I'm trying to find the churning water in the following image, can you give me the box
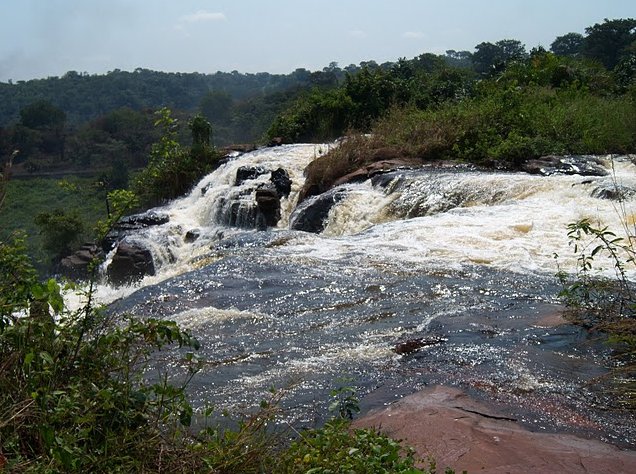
[98,144,636,446]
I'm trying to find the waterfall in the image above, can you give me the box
[96,149,636,304]
[100,150,636,444]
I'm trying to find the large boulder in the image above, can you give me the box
[102,211,169,251]
[58,243,103,281]
[106,241,155,286]
[353,386,636,474]
[255,186,281,229]
[235,166,268,186]
[290,188,349,233]
[270,168,292,198]
[523,155,608,177]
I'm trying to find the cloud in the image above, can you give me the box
[349,30,367,39]
[180,10,227,23]
[402,31,425,39]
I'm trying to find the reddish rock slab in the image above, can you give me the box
[353,386,636,473]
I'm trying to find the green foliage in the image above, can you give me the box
[551,32,584,58]
[582,18,636,70]
[329,384,361,420]
[556,217,636,409]
[133,108,220,207]
[0,235,38,325]
[267,60,473,143]
[0,177,105,271]
[276,384,452,474]
[279,419,437,474]
[0,235,206,472]
[34,209,85,261]
[96,189,139,239]
[472,39,527,75]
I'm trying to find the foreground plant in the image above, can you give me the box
[557,217,636,408]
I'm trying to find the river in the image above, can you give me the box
[94,144,636,447]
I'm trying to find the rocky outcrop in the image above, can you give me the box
[332,158,421,188]
[106,241,155,285]
[290,188,349,233]
[58,243,103,281]
[235,166,268,186]
[254,186,281,229]
[217,167,293,230]
[523,155,608,177]
[102,211,169,251]
[270,168,292,198]
[353,386,636,474]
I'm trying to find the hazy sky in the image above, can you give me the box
[1,0,634,82]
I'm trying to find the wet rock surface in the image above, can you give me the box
[289,187,349,233]
[102,210,169,251]
[523,155,608,177]
[591,183,636,201]
[59,243,103,280]
[106,241,155,285]
[354,385,636,474]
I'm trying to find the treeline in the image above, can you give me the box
[267,18,636,145]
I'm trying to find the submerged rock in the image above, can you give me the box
[255,186,281,229]
[591,183,636,201]
[235,166,268,186]
[393,336,446,355]
[184,229,201,243]
[270,168,292,198]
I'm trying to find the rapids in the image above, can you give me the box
[98,144,636,446]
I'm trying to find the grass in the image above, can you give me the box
[0,177,106,269]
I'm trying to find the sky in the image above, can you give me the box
[1,0,634,82]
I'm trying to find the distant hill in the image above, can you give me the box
[0,68,320,127]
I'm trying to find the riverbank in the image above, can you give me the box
[354,385,636,473]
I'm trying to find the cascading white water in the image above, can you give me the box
[317,158,636,276]
[96,147,636,306]
[95,143,332,302]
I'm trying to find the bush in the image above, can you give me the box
[34,208,85,261]
[557,218,636,409]
[133,109,220,207]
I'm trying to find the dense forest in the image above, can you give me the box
[1,17,635,473]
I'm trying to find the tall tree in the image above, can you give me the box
[473,39,527,75]
[550,32,584,57]
[582,18,636,69]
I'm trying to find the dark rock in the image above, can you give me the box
[332,158,422,188]
[102,211,169,251]
[219,144,257,156]
[106,241,155,286]
[268,137,284,147]
[523,155,608,177]
[591,183,636,201]
[184,229,200,243]
[235,166,268,186]
[393,336,446,355]
[58,243,103,281]
[255,186,281,229]
[270,168,292,198]
[290,188,349,233]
